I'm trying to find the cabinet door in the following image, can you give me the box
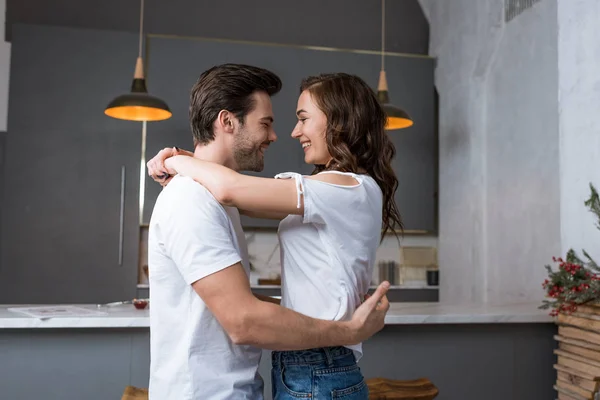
[0,25,142,303]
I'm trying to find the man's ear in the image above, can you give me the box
[217,110,236,134]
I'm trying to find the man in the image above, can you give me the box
[146,64,390,400]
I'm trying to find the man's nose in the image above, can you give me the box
[269,129,277,142]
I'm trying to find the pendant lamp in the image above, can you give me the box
[377,0,413,130]
[104,0,171,121]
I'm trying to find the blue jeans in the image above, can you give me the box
[271,346,368,399]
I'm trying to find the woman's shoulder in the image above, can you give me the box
[308,171,360,187]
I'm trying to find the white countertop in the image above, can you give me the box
[0,302,553,329]
[0,305,150,329]
[384,302,553,324]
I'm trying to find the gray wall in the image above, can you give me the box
[6,0,429,55]
[420,0,561,304]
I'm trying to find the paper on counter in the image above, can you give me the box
[8,305,108,320]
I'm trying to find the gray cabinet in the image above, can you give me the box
[0,25,142,303]
[141,36,436,231]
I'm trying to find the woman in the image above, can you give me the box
[149,73,402,399]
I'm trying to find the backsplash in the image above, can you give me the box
[245,231,438,285]
[138,226,438,286]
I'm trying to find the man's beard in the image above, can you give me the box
[232,125,265,172]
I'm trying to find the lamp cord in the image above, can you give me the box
[381,0,385,71]
[138,0,144,58]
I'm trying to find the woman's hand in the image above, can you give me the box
[147,147,189,187]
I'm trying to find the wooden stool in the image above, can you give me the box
[121,386,148,400]
[366,377,439,400]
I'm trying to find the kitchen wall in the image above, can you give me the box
[4,1,439,288]
[420,0,561,304]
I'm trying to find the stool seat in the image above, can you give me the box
[120,379,439,400]
[121,386,148,400]
[366,377,439,400]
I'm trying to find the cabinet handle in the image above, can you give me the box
[119,165,125,266]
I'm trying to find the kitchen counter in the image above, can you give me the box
[0,305,149,328]
[384,301,553,324]
[0,301,552,329]
[0,301,557,400]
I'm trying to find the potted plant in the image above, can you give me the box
[541,184,600,316]
[541,184,600,399]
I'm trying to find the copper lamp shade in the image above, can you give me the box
[105,57,171,122]
[377,71,413,130]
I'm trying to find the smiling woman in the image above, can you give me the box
[296,73,404,237]
[292,90,330,166]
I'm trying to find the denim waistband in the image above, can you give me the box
[272,346,354,366]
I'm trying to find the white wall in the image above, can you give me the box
[485,0,560,303]
[558,0,600,263]
[422,0,496,304]
[421,0,561,304]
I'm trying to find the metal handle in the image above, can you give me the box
[118,165,126,266]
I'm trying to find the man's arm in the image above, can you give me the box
[193,263,389,351]
[159,176,388,350]
[239,208,288,221]
[254,293,281,305]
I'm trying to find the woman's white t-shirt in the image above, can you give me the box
[275,171,383,360]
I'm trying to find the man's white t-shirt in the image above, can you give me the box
[275,171,383,360]
[147,175,263,400]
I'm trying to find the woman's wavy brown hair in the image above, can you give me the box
[300,73,403,238]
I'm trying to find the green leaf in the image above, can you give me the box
[585,183,600,230]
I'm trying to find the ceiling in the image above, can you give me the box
[6,0,429,54]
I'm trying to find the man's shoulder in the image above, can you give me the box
[157,176,221,205]
[164,175,213,197]
[154,176,227,218]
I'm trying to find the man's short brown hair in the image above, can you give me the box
[189,64,282,146]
